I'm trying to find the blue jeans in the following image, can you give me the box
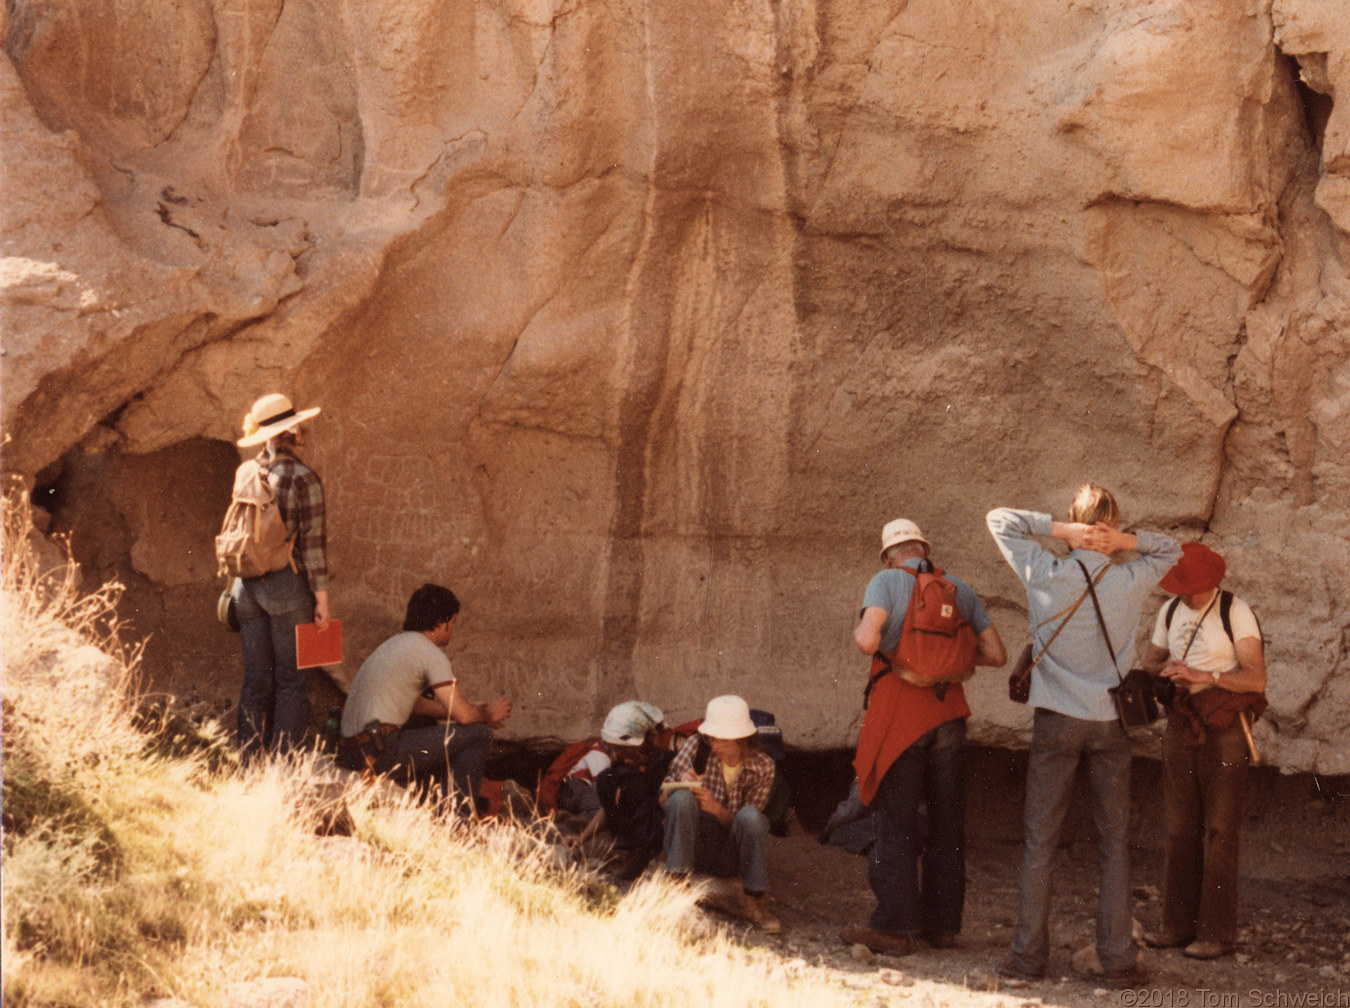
[1011,708,1136,975]
[233,568,314,760]
[867,718,966,936]
[663,788,771,894]
[339,722,493,810]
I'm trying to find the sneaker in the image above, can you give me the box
[997,959,1044,983]
[740,893,783,935]
[1100,963,1150,989]
[1182,941,1233,960]
[1142,930,1192,949]
[839,925,914,956]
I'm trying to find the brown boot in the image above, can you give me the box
[839,925,914,956]
[741,892,782,934]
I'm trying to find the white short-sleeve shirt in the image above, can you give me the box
[1150,594,1261,675]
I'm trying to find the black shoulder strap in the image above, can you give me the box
[1165,596,1181,632]
[1219,589,1233,644]
[1076,559,1124,684]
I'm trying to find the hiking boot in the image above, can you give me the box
[1100,963,1150,989]
[922,931,961,949]
[997,959,1044,983]
[1143,930,1192,949]
[741,893,782,935]
[1182,941,1233,960]
[839,925,914,957]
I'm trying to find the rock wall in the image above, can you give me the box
[3,0,1348,772]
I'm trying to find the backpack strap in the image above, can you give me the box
[1164,595,1182,632]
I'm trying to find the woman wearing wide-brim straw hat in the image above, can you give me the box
[229,392,332,761]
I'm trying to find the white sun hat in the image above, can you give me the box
[601,700,664,746]
[699,695,757,740]
[879,517,930,561]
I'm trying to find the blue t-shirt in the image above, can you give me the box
[862,558,994,656]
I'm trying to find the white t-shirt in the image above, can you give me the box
[1150,593,1261,675]
[340,631,455,736]
[568,749,612,779]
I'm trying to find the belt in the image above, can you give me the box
[339,723,400,748]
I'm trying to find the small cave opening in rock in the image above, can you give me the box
[1280,50,1333,158]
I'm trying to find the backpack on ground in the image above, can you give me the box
[535,738,607,813]
[892,560,977,685]
[215,460,295,579]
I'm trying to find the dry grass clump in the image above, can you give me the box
[2,486,859,1008]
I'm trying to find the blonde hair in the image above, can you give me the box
[1068,483,1120,528]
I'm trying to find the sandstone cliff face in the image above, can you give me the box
[3,0,1347,772]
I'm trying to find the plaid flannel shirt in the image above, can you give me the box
[260,448,328,592]
[665,734,775,815]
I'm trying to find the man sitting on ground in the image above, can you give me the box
[337,583,512,812]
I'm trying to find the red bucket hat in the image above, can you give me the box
[1160,541,1226,596]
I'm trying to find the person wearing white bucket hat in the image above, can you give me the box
[228,392,332,761]
[661,695,781,933]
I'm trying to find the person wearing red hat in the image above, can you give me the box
[1141,542,1267,961]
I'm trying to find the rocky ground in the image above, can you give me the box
[595,748,1350,1008]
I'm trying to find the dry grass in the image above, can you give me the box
[1,484,862,1008]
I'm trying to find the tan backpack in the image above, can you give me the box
[215,460,295,579]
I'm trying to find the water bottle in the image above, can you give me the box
[323,706,341,752]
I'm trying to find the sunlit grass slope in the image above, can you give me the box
[1,487,860,1008]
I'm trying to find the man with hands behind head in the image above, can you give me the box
[338,583,512,812]
[987,485,1180,988]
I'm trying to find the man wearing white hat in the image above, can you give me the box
[228,393,331,760]
[841,517,1006,957]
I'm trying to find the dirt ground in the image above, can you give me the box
[696,747,1350,1007]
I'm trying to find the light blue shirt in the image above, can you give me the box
[862,557,995,656]
[986,508,1181,721]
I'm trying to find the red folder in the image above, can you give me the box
[295,620,343,669]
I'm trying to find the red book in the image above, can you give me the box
[295,619,343,669]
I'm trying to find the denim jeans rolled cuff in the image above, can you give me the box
[234,568,314,759]
[663,789,772,893]
[867,717,966,936]
[1012,708,1134,975]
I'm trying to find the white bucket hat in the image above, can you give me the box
[879,518,930,561]
[237,393,321,447]
[601,700,664,746]
[699,695,756,740]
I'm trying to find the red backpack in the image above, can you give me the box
[892,562,977,685]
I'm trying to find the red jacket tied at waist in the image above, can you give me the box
[854,653,970,807]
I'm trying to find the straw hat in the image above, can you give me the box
[879,518,930,561]
[1160,541,1227,596]
[237,393,321,447]
[699,695,756,740]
